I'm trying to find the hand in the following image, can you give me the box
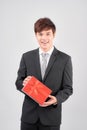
[23,76,32,86]
[39,95,57,107]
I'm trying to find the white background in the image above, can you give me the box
[0,0,87,130]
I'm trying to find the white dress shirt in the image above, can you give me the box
[39,46,54,68]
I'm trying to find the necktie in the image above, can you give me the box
[41,53,48,79]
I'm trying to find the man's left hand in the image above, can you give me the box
[39,95,57,107]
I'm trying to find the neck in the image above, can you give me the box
[41,46,53,52]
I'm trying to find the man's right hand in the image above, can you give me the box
[23,76,32,86]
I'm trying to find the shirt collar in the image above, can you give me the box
[39,46,54,56]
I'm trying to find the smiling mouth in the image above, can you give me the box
[41,42,48,44]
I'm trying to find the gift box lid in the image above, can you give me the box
[22,76,52,105]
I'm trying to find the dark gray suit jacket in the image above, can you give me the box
[15,47,73,126]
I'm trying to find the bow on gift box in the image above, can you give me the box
[22,76,52,105]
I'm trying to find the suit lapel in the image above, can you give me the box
[35,49,42,80]
[34,48,59,81]
[43,47,59,81]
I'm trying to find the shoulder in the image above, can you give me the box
[23,48,39,55]
[55,47,71,61]
[58,50,71,59]
[55,49,72,67]
[22,48,39,58]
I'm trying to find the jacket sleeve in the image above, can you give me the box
[15,54,27,92]
[56,56,73,104]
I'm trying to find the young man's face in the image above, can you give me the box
[35,29,55,52]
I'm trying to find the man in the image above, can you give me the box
[15,17,73,130]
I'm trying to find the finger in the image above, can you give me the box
[39,104,46,107]
[43,101,52,106]
[23,76,32,83]
[48,95,54,99]
[23,80,28,86]
[25,76,32,80]
[27,76,32,79]
[48,95,51,98]
[39,104,49,107]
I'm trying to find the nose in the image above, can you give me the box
[41,35,47,40]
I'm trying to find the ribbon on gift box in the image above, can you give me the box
[22,76,52,104]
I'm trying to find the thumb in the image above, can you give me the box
[48,95,53,98]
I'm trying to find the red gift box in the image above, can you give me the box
[22,76,52,105]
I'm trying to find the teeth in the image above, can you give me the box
[42,42,48,44]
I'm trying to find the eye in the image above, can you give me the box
[39,33,43,36]
[46,33,50,36]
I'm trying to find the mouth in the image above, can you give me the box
[41,42,49,44]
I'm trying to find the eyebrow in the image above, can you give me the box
[38,30,52,34]
[46,32,51,33]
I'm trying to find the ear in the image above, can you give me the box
[35,32,37,36]
[53,32,56,38]
[35,33,38,38]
